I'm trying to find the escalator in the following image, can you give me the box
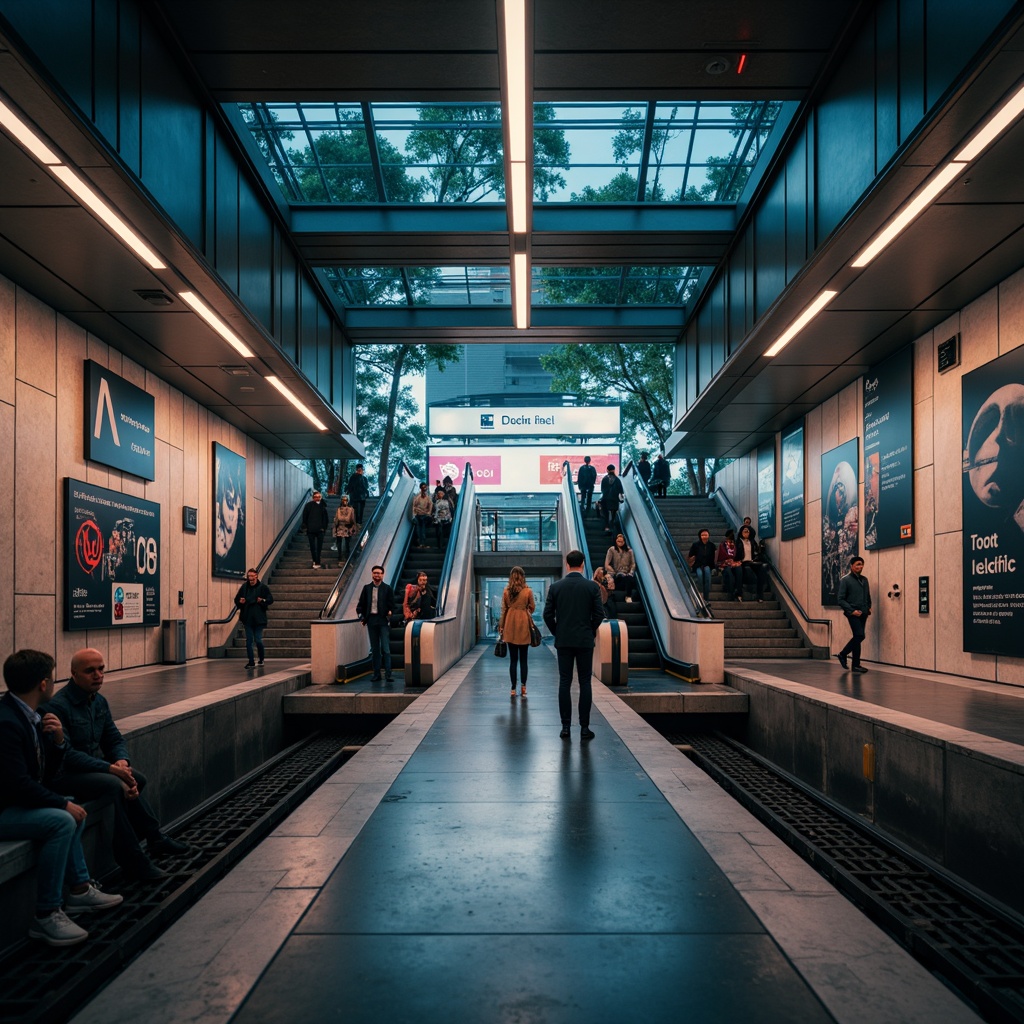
[388,530,450,673]
[580,509,660,671]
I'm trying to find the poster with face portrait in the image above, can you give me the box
[961,347,1024,655]
[213,442,246,579]
[781,420,805,540]
[821,439,859,606]
[756,441,776,539]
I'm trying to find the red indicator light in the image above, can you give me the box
[737,53,747,74]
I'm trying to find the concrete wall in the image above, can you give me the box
[715,265,1024,684]
[0,272,312,670]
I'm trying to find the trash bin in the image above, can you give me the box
[162,618,187,664]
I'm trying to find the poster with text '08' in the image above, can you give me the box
[65,478,161,631]
[962,346,1024,656]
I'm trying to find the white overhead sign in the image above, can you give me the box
[428,405,621,438]
[428,446,621,493]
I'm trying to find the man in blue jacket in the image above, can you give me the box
[50,648,191,880]
[543,550,605,741]
[0,649,122,946]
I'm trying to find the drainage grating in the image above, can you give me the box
[669,732,1024,1024]
[0,732,371,1024]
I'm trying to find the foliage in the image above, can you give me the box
[540,343,728,495]
[356,344,461,492]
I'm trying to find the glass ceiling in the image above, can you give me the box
[318,265,702,308]
[235,100,784,205]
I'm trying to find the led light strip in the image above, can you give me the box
[266,375,328,431]
[501,0,530,328]
[764,290,838,357]
[178,291,255,358]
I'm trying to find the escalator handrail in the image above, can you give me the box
[205,486,312,627]
[436,463,474,616]
[712,485,832,649]
[319,461,417,619]
[621,462,711,618]
[561,460,592,578]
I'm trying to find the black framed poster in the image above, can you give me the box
[781,420,805,541]
[961,347,1024,656]
[65,478,161,630]
[821,439,859,606]
[213,442,246,579]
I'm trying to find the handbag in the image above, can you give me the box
[494,639,507,658]
[528,620,542,647]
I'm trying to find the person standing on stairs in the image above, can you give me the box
[303,490,329,568]
[737,524,768,602]
[651,454,670,497]
[235,568,274,669]
[347,464,370,526]
[333,495,357,565]
[577,456,597,515]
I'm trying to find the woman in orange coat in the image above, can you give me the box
[498,565,536,699]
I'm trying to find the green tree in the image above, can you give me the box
[357,344,461,492]
[540,343,727,495]
[406,103,568,203]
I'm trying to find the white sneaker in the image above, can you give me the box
[66,882,124,914]
[625,597,633,603]
[29,908,89,946]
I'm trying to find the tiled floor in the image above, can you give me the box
[74,646,978,1024]
[731,658,1024,747]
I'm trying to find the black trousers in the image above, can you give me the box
[55,768,161,866]
[840,612,868,666]
[557,646,594,727]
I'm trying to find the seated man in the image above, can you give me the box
[49,648,190,881]
[0,649,122,947]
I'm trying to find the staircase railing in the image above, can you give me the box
[713,486,832,654]
[204,486,312,657]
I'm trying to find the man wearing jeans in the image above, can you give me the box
[0,650,122,947]
[356,565,396,682]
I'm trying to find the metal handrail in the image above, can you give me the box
[712,485,832,650]
[436,463,474,616]
[561,460,592,578]
[622,462,712,618]
[204,486,312,649]
[319,461,417,619]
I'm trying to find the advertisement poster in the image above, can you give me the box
[961,346,1024,656]
[85,360,156,480]
[863,348,914,549]
[756,441,776,539]
[213,442,246,579]
[428,447,620,493]
[821,439,859,606]
[65,478,160,630]
[781,420,805,540]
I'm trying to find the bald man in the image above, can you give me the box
[49,649,191,880]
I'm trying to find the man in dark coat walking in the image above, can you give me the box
[235,568,274,668]
[577,456,597,515]
[836,556,871,673]
[543,550,605,741]
[303,490,329,568]
[347,464,370,525]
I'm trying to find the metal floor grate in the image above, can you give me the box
[668,732,1024,1024]
[0,732,372,1024]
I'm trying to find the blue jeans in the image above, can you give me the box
[693,565,711,599]
[244,623,265,663]
[415,515,432,546]
[557,647,594,728]
[0,805,90,913]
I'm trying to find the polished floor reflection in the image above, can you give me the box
[233,652,832,1023]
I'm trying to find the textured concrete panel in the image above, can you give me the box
[14,287,56,396]
[824,705,873,814]
[873,725,945,859]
